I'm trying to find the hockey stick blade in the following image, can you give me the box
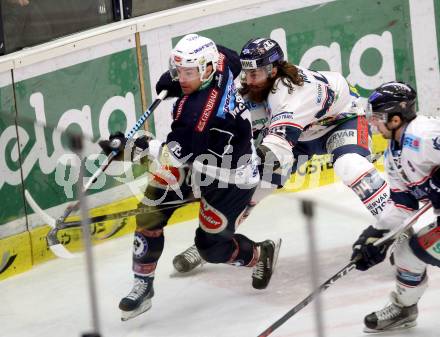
[48,243,76,259]
[24,190,56,228]
[24,91,168,259]
[25,190,76,258]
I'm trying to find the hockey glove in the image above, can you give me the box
[156,71,182,98]
[351,225,392,271]
[427,169,440,211]
[99,132,151,162]
[256,144,281,179]
[98,131,126,160]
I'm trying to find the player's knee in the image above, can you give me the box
[194,229,231,264]
[394,231,427,274]
[409,220,440,267]
[334,153,373,185]
[334,153,389,217]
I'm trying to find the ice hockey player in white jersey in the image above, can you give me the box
[173,37,390,273]
[351,81,440,332]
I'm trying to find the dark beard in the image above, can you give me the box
[241,80,275,103]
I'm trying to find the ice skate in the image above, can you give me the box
[252,239,282,290]
[119,277,154,321]
[173,244,205,273]
[364,292,418,333]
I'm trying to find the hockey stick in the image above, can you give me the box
[46,198,196,232]
[256,201,432,337]
[374,201,431,246]
[25,90,168,258]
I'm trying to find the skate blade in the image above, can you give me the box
[169,263,205,278]
[363,320,417,333]
[172,257,206,275]
[120,299,152,321]
[271,238,282,273]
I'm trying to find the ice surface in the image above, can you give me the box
[1,183,439,337]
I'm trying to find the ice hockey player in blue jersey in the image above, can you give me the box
[99,34,281,321]
[173,37,390,273]
[351,81,440,333]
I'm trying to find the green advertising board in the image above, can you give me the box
[196,0,415,98]
[0,42,146,230]
[0,75,28,234]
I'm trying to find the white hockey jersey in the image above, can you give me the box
[375,116,440,230]
[248,67,365,168]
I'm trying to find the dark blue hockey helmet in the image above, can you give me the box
[239,38,284,70]
[368,81,417,122]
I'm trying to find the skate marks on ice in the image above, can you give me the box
[183,245,395,306]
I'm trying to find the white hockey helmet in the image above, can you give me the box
[169,34,219,82]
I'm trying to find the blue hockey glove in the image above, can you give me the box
[351,225,393,271]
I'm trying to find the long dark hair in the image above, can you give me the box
[274,61,304,93]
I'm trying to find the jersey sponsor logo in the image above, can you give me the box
[270,111,295,124]
[217,52,225,72]
[402,134,421,152]
[357,116,369,149]
[175,95,188,120]
[326,129,357,153]
[252,117,269,127]
[433,136,440,151]
[366,189,389,216]
[316,84,323,104]
[230,93,248,118]
[215,73,223,88]
[199,198,227,234]
[195,88,219,132]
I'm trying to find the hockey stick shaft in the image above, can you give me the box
[374,201,432,246]
[256,261,356,337]
[57,198,196,229]
[257,201,432,337]
[56,90,168,222]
